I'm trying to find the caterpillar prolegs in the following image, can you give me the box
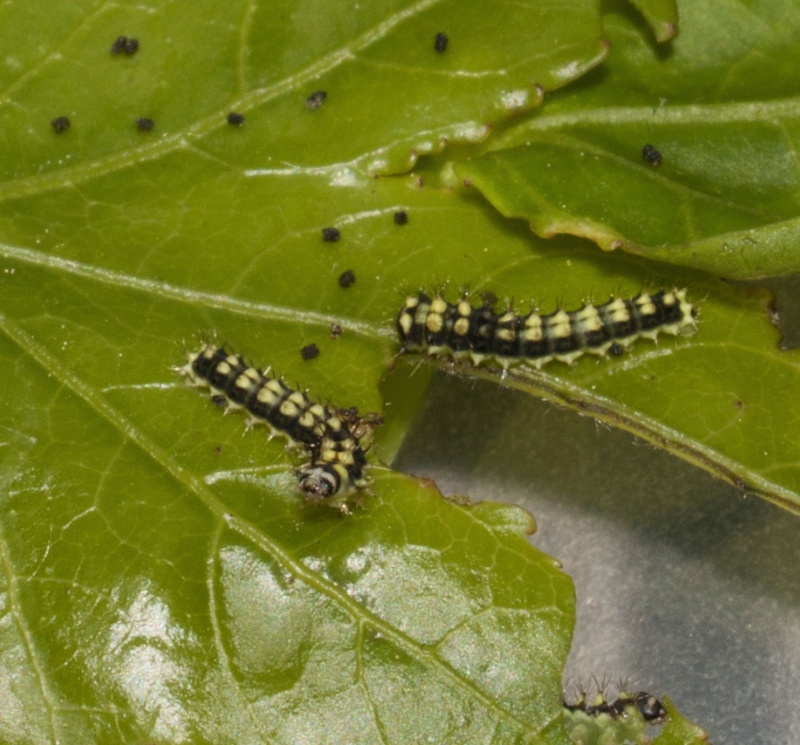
[178,345,381,500]
[397,289,696,368]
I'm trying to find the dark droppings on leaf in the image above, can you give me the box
[338,269,356,288]
[306,90,327,109]
[322,227,341,243]
[111,36,139,56]
[393,210,408,225]
[51,116,70,133]
[135,117,154,132]
[642,143,662,166]
[227,112,245,126]
[330,323,343,339]
[300,343,320,361]
[434,32,448,53]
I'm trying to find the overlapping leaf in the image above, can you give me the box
[458,0,800,279]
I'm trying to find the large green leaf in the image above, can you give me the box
[0,1,609,742]
[3,174,592,742]
[0,0,764,741]
[458,0,800,279]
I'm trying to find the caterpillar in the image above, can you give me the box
[562,690,667,744]
[178,344,381,500]
[397,289,696,368]
[563,690,667,723]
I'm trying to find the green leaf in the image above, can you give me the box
[0,0,757,740]
[1,168,595,741]
[0,1,620,741]
[0,316,575,741]
[457,0,800,279]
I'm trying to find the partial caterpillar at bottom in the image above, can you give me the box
[563,690,667,723]
[562,689,668,744]
[178,345,382,500]
[397,289,697,368]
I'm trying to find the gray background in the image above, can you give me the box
[392,370,800,745]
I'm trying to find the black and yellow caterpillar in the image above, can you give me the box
[179,345,380,499]
[397,289,696,368]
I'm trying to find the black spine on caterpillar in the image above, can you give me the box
[178,345,381,499]
[397,289,697,369]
